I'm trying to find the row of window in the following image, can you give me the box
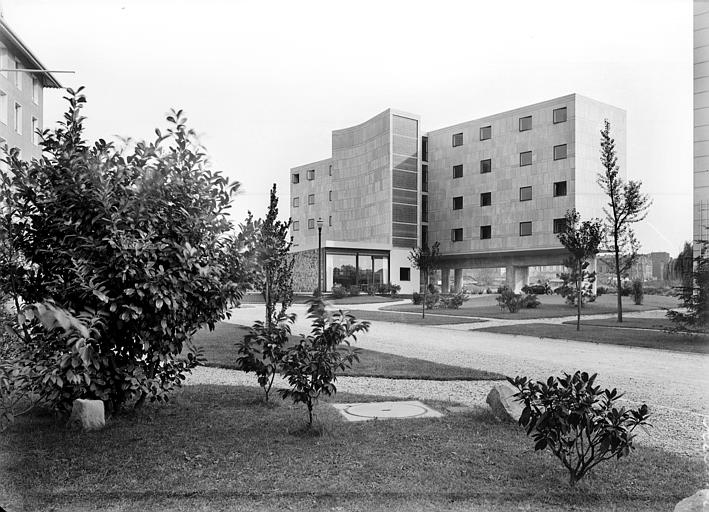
[292,216,333,231]
[451,145,567,179]
[292,164,334,184]
[0,91,39,142]
[292,191,333,207]
[450,181,567,210]
[450,218,567,241]
[0,50,41,103]
[451,107,567,147]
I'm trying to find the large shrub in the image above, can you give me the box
[667,243,709,331]
[509,371,650,486]
[279,300,369,427]
[0,89,243,412]
[631,279,644,305]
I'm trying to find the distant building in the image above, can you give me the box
[0,16,61,166]
[649,251,670,280]
[290,94,625,294]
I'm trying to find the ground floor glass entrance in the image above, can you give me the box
[325,250,389,291]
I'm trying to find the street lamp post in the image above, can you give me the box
[317,217,324,296]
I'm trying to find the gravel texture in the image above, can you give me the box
[190,303,708,458]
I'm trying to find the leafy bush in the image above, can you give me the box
[596,286,607,296]
[412,292,422,305]
[347,285,361,297]
[508,371,651,486]
[621,282,633,297]
[497,285,509,294]
[437,291,469,310]
[312,288,321,298]
[0,89,240,412]
[520,294,541,309]
[279,300,369,427]
[366,285,376,296]
[631,279,644,305]
[668,244,708,331]
[496,288,522,313]
[377,283,400,297]
[330,285,347,299]
[425,292,439,309]
[556,260,597,307]
[236,313,294,402]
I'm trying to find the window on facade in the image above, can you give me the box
[329,215,332,226]
[328,164,332,176]
[292,173,300,184]
[480,159,491,174]
[553,107,567,124]
[553,218,566,234]
[422,136,428,161]
[452,132,463,147]
[554,144,567,160]
[32,77,40,103]
[307,169,315,180]
[292,197,299,207]
[31,117,38,145]
[453,164,463,179]
[13,103,21,134]
[520,186,532,201]
[453,196,463,210]
[329,190,332,201]
[421,194,428,222]
[480,192,491,207]
[292,221,300,231]
[399,267,411,281]
[451,228,463,242]
[519,116,532,132]
[0,48,7,78]
[553,180,567,197]
[520,221,532,236]
[14,59,21,90]
[480,225,492,239]
[0,90,7,125]
[308,218,315,229]
[422,164,428,192]
[308,194,315,205]
[480,125,491,140]
[520,151,532,167]
[0,137,7,173]
[421,225,428,247]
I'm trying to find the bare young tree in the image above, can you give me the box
[597,120,651,322]
[408,241,441,319]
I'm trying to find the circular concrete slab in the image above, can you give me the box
[344,401,430,419]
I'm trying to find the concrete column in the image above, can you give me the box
[454,268,463,293]
[440,268,450,294]
[588,256,597,294]
[505,265,529,293]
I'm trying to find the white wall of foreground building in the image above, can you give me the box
[390,247,420,295]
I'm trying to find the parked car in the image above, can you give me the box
[522,283,553,295]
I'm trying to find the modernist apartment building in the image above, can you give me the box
[0,17,61,167]
[290,94,625,294]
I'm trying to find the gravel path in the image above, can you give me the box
[192,303,708,458]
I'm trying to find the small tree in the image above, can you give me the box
[667,242,709,331]
[408,241,441,319]
[509,371,651,487]
[597,120,652,322]
[279,300,369,427]
[555,210,604,330]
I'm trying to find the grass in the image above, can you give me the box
[475,323,709,354]
[241,293,401,305]
[2,385,701,512]
[345,309,487,326]
[194,322,503,381]
[562,317,677,331]
[382,294,677,319]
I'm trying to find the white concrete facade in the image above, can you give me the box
[290,94,625,293]
[695,0,709,256]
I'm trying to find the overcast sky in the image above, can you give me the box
[3,0,692,254]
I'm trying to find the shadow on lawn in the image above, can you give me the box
[1,385,701,512]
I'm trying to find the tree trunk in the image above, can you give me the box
[422,269,427,319]
[577,260,582,331]
[614,239,623,323]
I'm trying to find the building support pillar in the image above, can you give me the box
[506,265,529,293]
[453,268,463,293]
[588,256,597,294]
[440,268,450,294]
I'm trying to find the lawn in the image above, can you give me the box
[382,294,677,320]
[476,323,709,354]
[2,385,700,512]
[345,309,487,326]
[194,322,503,381]
[562,317,677,331]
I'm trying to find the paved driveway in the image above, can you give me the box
[218,302,708,457]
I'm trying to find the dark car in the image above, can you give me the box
[522,283,552,295]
